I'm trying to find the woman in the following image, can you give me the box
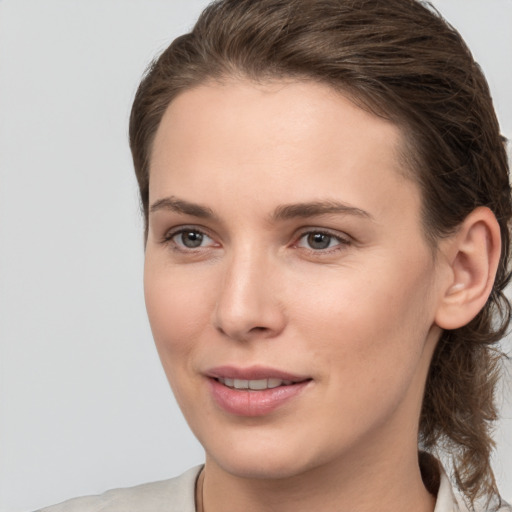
[37,0,511,511]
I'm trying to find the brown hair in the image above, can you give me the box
[129,0,511,507]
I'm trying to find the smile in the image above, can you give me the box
[216,377,293,390]
[206,367,312,416]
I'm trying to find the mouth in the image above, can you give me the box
[215,377,296,390]
[206,366,312,416]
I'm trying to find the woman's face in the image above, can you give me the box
[145,79,444,480]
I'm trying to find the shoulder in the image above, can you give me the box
[34,466,202,512]
[423,452,511,512]
[448,485,511,512]
[457,500,512,512]
[440,479,511,512]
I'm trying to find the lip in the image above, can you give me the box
[205,365,312,417]
[206,365,309,382]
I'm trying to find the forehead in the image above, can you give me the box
[149,79,419,224]
[152,78,404,159]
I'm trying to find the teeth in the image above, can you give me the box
[217,378,293,390]
[267,378,282,389]
[248,379,267,390]
[234,378,249,389]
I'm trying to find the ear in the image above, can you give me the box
[435,207,501,330]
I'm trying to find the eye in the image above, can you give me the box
[296,231,349,251]
[168,228,216,249]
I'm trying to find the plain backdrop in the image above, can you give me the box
[0,1,511,511]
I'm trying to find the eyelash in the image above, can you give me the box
[161,227,352,254]
[294,229,351,254]
[162,226,216,251]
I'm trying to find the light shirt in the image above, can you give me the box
[35,464,511,512]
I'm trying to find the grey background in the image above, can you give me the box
[0,1,510,511]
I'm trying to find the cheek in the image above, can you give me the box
[290,255,437,380]
[143,257,214,366]
[143,259,218,419]
[289,266,437,447]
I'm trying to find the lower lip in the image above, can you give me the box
[207,378,310,417]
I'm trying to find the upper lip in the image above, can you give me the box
[205,365,310,382]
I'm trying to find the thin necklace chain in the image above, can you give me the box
[196,468,205,512]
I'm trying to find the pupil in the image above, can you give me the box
[182,231,203,248]
[308,233,330,250]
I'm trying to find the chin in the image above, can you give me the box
[202,430,337,481]
[212,453,310,481]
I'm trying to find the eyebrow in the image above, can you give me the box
[271,200,373,222]
[149,196,373,222]
[149,196,216,219]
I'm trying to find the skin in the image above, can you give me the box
[144,79,458,512]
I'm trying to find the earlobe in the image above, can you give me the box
[435,207,501,331]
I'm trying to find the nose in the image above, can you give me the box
[213,249,286,342]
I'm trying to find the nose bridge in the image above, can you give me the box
[213,243,284,341]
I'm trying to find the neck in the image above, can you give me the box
[200,445,436,512]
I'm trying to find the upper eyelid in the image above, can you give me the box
[294,227,351,241]
[164,225,213,239]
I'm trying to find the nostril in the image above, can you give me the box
[249,326,268,333]
[215,323,275,342]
